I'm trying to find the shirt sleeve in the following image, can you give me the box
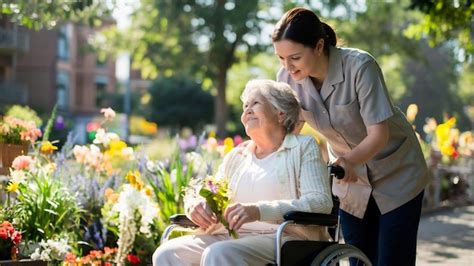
[276,67,288,82]
[256,137,333,221]
[355,59,394,126]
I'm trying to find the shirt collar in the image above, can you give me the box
[242,134,299,156]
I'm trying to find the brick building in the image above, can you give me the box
[0,18,121,143]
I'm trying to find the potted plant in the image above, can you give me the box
[0,221,22,261]
[0,116,42,168]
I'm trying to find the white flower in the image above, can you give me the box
[93,128,119,147]
[170,169,177,184]
[10,170,27,184]
[146,160,159,173]
[29,238,70,262]
[113,184,159,262]
[122,147,134,160]
[101,107,116,120]
[30,248,41,260]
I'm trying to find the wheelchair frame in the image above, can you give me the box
[160,165,371,266]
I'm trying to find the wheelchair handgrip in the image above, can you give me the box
[328,164,345,179]
[169,214,198,228]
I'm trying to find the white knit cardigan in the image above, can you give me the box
[185,134,333,240]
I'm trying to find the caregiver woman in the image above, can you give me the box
[272,7,430,266]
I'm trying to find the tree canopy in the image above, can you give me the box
[406,0,473,58]
[0,0,113,30]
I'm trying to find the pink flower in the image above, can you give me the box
[11,231,21,245]
[101,107,116,121]
[208,180,218,194]
[11,155,33,170]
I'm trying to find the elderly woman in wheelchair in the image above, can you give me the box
[153,79,369,266]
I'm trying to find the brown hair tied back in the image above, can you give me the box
[272,7,337,54]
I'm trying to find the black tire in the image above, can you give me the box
[311,244,372,266]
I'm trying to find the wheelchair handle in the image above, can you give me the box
[328,164,345,179]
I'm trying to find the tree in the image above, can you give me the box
[0,0,112,30]
[148,76,214,131]
[399,43,470,132]
[406,0,473,58]
[98,0,271,137]
[326,0,471,131]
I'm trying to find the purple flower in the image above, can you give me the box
[189,135,197,147]
[208,180,218,194]
[54,115,65,130]
[178,138,188,151]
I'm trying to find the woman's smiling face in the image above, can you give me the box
[241,91,280,136]
[273,39,321,81]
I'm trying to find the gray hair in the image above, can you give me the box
[241,79,300,133]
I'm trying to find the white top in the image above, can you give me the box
[233,152,281,233]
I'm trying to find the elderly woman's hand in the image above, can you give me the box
[187,199,218,229]
[332,157,359,183]
[224,203,260,231]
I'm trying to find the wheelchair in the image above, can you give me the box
[160,165,372,266]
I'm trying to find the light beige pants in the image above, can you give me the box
[152,233,297,266]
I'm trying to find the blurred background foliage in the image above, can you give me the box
[2,0,473,137]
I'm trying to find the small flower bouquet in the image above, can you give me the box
[199,175,238,239]
[0,221,22,260]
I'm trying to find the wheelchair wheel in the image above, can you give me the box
[311,244,372,266]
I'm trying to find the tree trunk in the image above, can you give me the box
[215,67,228,138]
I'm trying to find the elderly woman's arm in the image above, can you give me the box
[257,137,333,221]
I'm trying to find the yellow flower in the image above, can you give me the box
[406,104,418,123]
[144,186,153,197]
[135,179,144,191]
[126,170,143,190]
[208,131,216,138]
[40,141,58,154]
[105,140,127,158]
[126,171,139,184]
[6,182,19,193]
[223,137,234,154]
[435,117,459,158]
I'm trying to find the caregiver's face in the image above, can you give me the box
[273,39,321,81]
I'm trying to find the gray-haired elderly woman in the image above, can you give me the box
[153,79,333,266]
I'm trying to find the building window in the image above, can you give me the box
[57,25,69,60]
[56,71,69,109]
[95,75,108,107]
[96,56,107,68]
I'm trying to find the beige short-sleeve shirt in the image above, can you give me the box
[278,46,430,218]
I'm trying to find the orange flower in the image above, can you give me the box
[64,252,77,263]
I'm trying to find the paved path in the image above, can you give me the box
[417,205,474,265]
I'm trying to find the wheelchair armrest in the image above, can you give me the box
[169,214,198,228]
[283,211,338,226]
